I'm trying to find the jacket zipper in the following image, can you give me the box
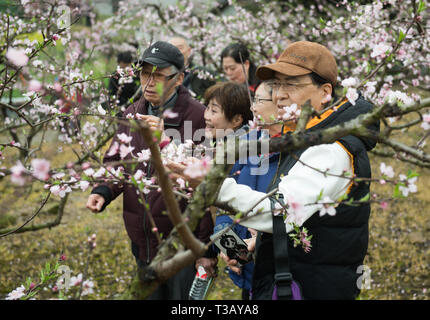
[143,162,152,265]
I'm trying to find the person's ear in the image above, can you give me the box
[175,72,184,87]
[321,83,333,99]
[232,114,244,129]
[244,60,250,73]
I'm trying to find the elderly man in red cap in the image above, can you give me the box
[214,41,379,300]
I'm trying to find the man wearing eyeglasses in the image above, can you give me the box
[86,41,217,299]
[215,41,380,299]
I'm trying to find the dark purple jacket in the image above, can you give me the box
[92,85,214,263]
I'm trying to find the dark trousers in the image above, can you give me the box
[131,242,196,300]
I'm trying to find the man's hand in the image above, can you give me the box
[244,228,257,252]
[220,252,242,275]
[86,194,105,213]
[136,114,164,132]
[137,114,169,143]
[195,257,218,278]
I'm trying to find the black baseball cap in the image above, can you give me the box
[137,41,184,71]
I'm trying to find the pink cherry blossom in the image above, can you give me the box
[97,105,106,115]
[163,109,179,119]
[70,274,83,287]
[420,114,430,130]
[248,118,258,130]
[282,104,301,121]
[341,77,357,87]
[117,133,132,144]
[137,149,151,162]
[53,82,62,92]
[183,156,212,178]
[380,201,389,210]
[81,162,91,170]
[346,88,359,105]
[50,185,72,198]
[5,285,26,300]
[6,48,29,67]
[52,34,60,45]
[84,168,95,177]
[318,196,337,217]
[176,177,186,189]
[398,175,418,197]
[119,144,134,159]
[380,162,394,178]
[81,280,95,296]
[10,161,27,186]
[79,180,90,191]
[134,169,145,181]
[370,43,391,59]
[107,141,119,156]
[28,80,42,92]
[31,158,50,180]
[282,195,305,226]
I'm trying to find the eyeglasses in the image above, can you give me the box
[266,80,314,91]
[252,97,273,105]
[140,70,178,82]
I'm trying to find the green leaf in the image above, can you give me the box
[397,30,406,44]
[386,54,394,62]
[172,240,178,250]
[337,193,349,202]
[359,193,370,202]
[407,170,419,179]
[316,189,324,202]
[26,277,32,289]
[153,129,161,141]
[417,0,425,13]
[155,82,164,97]
[130,175,137,186]
[393,184,403,198]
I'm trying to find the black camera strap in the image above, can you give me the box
[271,196,293,300]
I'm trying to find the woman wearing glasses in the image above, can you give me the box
[214,81,284,299]
[168,81,283,299]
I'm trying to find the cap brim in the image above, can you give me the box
[138,57,172,69]
[256,62,311,80]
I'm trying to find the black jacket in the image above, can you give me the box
[252,95,380,300]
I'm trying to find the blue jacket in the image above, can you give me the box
[214,130,279,290]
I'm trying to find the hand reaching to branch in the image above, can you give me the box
[165,159,205,190]
[136,114,168,142]
[86,194,105,213]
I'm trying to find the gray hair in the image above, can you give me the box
[170,64,180,74]
[261,80,273,96]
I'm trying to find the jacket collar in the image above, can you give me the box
[282,99,349,134]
